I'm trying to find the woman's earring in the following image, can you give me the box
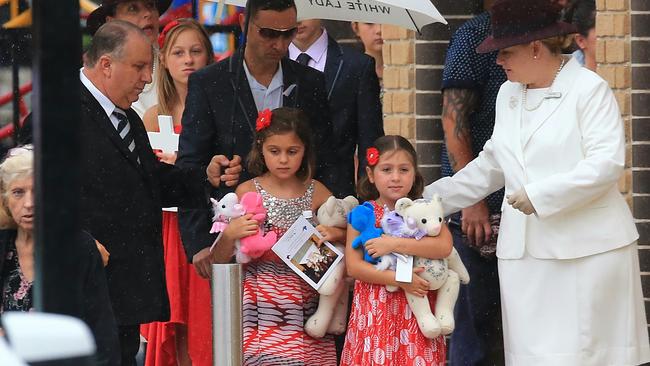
[533,55,538,60]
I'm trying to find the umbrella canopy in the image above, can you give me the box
[209,0,447,31]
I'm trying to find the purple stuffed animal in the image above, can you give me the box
[374,208,427,271]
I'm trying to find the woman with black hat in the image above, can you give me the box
[423,0,650,364]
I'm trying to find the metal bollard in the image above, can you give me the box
[212,264,243,366]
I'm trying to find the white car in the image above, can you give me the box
[0,312,95,365]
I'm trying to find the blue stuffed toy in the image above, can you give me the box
[347,202,383,264]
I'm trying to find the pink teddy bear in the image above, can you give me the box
[210,192,277,263]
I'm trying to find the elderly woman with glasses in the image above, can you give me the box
[0,146,120,365]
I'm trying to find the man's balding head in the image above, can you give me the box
[84,20,153,109]
[85,20,151,68]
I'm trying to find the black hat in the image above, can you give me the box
[477,0,578,53]
[87,0,172,35]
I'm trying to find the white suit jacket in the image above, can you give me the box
[424,57,638,260]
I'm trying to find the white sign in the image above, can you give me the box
[147,115,179,212]
[147,115,179,154]
[395,254,414,283]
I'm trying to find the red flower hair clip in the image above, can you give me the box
[158,20,180,49]
[366,147,379,166]
[256,109,272,132]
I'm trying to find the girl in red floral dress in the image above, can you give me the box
[341,135,453,366]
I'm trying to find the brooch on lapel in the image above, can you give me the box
[283,84,297,97]
[509,96,518,109]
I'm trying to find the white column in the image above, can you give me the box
[212,264,243,366]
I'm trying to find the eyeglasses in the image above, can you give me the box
[251,22,298,40]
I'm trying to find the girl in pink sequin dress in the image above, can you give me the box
[213,107,343,365]
[341,135,453,366]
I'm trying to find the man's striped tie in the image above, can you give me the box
[113,109,136,153]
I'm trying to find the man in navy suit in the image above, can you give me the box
[177,0,336,275]
[290,19,384,198]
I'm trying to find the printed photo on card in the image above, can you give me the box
[272,216,344,290]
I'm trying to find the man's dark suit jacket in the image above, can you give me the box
[322,35,384,197]
[176,49,335,260]
[79,83,204,326]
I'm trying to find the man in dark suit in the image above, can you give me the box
[177,0,335,275]
[290,19,384,198]
[79,20,230,365]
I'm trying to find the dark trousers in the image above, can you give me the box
[448,224,505,366]
[118,325,140,366]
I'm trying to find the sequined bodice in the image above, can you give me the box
[254,179,314,237]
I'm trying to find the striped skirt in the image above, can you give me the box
[242,253,338,365]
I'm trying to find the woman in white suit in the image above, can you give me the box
[424,0,650,364]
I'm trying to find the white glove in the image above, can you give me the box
[506,188,536,215]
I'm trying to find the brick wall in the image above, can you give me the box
[629,0,650,328]
[413,1,481,184]
[376,1,482,184]
[596,0,632,210]
[382,26,416,141]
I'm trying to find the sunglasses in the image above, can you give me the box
[252,22,298,40]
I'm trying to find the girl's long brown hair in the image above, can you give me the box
[247,107,315,181]
[356,135,424,202]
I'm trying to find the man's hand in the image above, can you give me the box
[461,200,492,247]
[507,188,536,215]
[192,247,214,279]
[222,155,242,187]
[206,155,242,188]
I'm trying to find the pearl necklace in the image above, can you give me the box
[522,57,565,111]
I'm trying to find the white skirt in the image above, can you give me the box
[498,242,650,366]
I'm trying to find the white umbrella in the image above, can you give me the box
[209,0,447,31]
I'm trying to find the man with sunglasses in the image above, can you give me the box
[290,19,383,198]
[177,0,335,279]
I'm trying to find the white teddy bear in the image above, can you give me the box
[382,195,470,339]
[304,195,358,339]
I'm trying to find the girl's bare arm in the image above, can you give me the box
[365,224,453,260]
[346,224,430,297]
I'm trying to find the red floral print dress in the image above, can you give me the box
[341,201,446,366]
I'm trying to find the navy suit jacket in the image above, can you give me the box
[322,35,383,197]
[177,49,335,259]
